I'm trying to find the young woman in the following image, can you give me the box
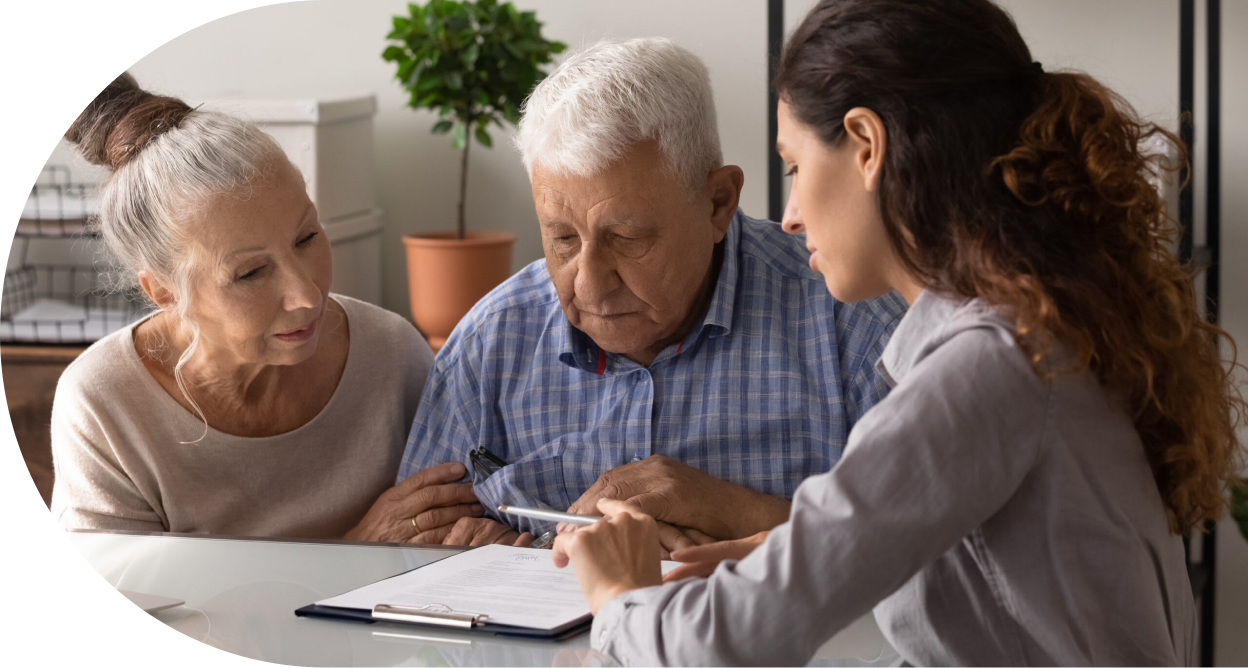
[551,0,1243,665]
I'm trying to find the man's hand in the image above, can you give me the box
[563,455,791,540]
[443,516,535,547]
[344,462,484,543]
[662,530,770,582]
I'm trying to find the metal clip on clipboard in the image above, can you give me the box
[371,603,490,629]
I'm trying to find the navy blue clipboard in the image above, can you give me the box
[294,603,591,642]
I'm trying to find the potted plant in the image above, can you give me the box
[384,0,565,349]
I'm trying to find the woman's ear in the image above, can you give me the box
[137,270,177,310]
[842,108,888,192]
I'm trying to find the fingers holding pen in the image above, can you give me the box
[551,500,663,614]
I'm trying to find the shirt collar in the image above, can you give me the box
[556,210,747,373]
[877,290,1014,386]
[697,209,744,339]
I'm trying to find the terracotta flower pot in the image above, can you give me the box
[403,231,515,351]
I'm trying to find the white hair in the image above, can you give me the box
[514,37,723,192]
[68,75,286,441]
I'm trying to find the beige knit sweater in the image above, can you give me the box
[49,295,433,539]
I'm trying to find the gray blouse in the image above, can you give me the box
[591,291,1195,666]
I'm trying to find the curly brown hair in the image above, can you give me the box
[776,0,1243,532]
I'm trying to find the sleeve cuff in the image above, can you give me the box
[590,593,629,662]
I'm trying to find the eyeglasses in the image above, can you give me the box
[469,447,508,481]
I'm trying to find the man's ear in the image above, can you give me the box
[705,164,744,242]
[842,107,887,192]
[137,270,177,310]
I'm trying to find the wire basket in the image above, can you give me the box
[19,165,98,238]
[0,264,151,345]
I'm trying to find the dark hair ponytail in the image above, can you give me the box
[776,0,1242,532]
[65,72,193,170]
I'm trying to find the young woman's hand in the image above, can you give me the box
[662,530,770,582]
[552,498,664,614]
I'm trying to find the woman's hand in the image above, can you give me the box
[655,522,716,559]
[552,499,664,615]
[344,462,484,543]
[662,530,769,583]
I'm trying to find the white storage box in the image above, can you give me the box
[324,208,384,306]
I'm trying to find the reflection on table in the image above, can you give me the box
[68,530,900,667]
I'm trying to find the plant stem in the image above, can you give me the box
[457,124,470,240]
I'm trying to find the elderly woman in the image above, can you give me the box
[49,74,482,541]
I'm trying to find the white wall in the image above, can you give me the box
[65,0,768,318]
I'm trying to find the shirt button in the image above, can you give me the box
[631,455,642,463]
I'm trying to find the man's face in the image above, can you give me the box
[531,141,729,363]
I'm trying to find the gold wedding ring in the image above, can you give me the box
[410,517,417,529]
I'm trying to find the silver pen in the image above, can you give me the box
[497,505,604,526]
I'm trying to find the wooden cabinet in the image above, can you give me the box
[2,345,84,506]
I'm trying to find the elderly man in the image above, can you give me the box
[395,37,905,549]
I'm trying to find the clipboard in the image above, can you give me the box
[294,601,591,641]
[293,545,599,641]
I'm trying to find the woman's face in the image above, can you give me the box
[179,157,332,368]
[776,100,899,303]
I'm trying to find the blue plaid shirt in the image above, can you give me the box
[398,210,907,535]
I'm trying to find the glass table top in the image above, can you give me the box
[68,530,899,667]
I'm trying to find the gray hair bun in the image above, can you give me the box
[65,72,193,170]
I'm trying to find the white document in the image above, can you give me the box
[317,544,678,630]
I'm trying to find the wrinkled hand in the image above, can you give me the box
[552,499,664,615]
[444,516,535,547]
[563,455,790,540]
[663,530,770,582]
[344,462,484,543]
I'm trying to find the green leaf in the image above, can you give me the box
[451,122,468,150]
[396,58,416,83]
[444,71,463,90]
[392,15,411,34]
[472,89,489,106]
[474,124,493,148]
[413,70,440,93]
[1233,479,1248,543]
[406,62,426,87]
[432,119,454,134]
[463,42,480,65]
[382,45,406,62]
